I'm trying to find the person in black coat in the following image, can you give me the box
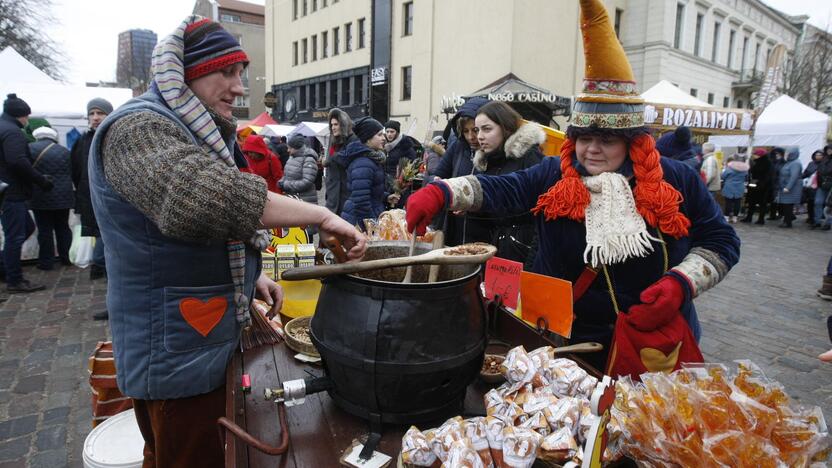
[382,120,418,180]
[0,94,53,293]
[29,126,74,270]
[767,147,786,220]
[803,150,824,226]
[465,101,545,264]
[71,98,112,281]
[742,148,773,224]
[429,96,489,246]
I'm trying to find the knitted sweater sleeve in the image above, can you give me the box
[100,111,268,242]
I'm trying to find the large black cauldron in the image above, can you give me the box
[310,241,486,424]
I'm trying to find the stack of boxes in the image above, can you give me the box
[262,244,317,280]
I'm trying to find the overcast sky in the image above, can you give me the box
[46,0,832,85]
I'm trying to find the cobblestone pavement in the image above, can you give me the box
[0,221,830,466]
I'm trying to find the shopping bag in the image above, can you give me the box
[69,224,95,268]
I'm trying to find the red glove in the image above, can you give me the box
[405,184,446,235]
[625,275,685,332]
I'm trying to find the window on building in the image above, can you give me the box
[707,92,714,104]
[293,0,298,20]
[312,35,317,61]
[711,22,721,62]
[333,26,340,55]
[318,82,326,108]
[234,95,249,107]
[401,66,412,101]
[358,18,366,49]
[765,47,771,66]
[241,67,249,88]
[330,80,338,106]
[322,31,328,58]
[690,88,698,97]
[403,2,414,37]
[292,41,298,66]
[312,0,317,12]
[310,83,317,109]
[322,0,327,6]
[354,75,363,102]
[753,42,761,71]
[727,30,736,68]
[694,13,704,56]
[345,22,353,52]
[723,96,730,107]
[341,77,351,105]
[736,99,743,108]
[302,0,307,16]
[674,3,685,49]
[220,13,241,23]
[614,8,623,39]
[740,36,749,71]
[302,38,308,63]
[299,85,307,110]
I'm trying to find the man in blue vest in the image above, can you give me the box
[89,17,365,467]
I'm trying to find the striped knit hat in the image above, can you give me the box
[183,18,249,82]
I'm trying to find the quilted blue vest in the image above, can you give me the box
[89,89,261,400]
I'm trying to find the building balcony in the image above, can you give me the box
[731,70,765,91]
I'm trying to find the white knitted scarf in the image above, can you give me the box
[582,172,660,267]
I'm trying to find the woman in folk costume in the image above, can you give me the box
[406,0,740,378]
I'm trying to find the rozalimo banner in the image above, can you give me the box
[643,103,754,135]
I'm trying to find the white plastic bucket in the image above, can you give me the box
[82,409,144,468]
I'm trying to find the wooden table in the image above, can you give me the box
[222,307,607,468]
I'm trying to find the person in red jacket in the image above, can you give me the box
[242,134,283,193]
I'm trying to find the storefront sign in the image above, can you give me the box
[489,91,560,103]
[370,67,387,86]
[643,103,753,134]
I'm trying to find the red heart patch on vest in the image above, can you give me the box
[179,297,228,337]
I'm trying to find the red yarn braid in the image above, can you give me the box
[532,134,690,238]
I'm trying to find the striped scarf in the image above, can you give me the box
[152,15,269,325]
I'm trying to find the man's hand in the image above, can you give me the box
[255,272,284,316]
[319,212,367,262]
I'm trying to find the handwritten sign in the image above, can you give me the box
[484,258,522,309]
[520,271,573,338]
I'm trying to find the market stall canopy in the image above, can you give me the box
[0,47,56,85]
[442,73,572,125]
[288,121,330,148]
[261,124,297,138]
[248,111,278,127]
[641,80,712,107]
[708,95,830,166]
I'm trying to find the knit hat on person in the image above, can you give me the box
[32,126,58,142]
[3,94,31,118]
[532,0,690,239]
[655,126,693,158]
[353,117,384,143]
[183,18,249,82]
[87,98,113,115]
[753,148,768,157]
[288,135,307,149]
[384,120,401,133]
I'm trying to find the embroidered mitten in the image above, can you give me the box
[405,184,446,235]
[625,275,685,332]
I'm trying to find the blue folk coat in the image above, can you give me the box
[775,153,803,204]
[338,140,387,227]
[472,157,740,355]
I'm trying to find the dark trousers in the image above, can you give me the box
[745,197,768,222]
[33,209,71,269]
[780,203,795,225]
[805,188,817,223]
[133,385,226,468]
[0,201,36,285]
[724,198,742,217]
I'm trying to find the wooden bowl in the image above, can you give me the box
[284,316,319,358]
[479,353,506,383]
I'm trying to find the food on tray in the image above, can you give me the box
[443,439,485,468]
[481,354,503,376]
[443,243,491,256]
[543,396,581,436]
[500,426,542,468]
[365,209,436,242]
[286,323,310,344]
[461,417,494,467]
[401,426,440,467]
[538,427,579,463]
[427,417,466,464]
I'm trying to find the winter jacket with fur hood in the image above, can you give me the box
[323,108,356,215]
[280,147,319,204]
[338,140,387,227]
[721,160,749,199]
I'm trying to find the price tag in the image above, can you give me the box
[484,257,523,308]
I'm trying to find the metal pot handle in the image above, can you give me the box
[217,402,290,456]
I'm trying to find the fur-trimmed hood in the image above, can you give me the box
[473,121,546,171]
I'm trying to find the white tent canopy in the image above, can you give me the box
[641,80,713,107]
[260,124,297,138]
[709,95,829,167]
[288,121,330,148]
[0,47,132,147]
[0,47,56,85]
